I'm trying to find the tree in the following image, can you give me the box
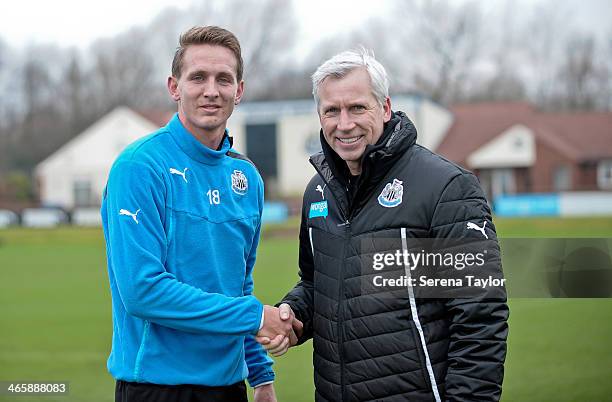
[89,28,157,113]
[555,34,609,110]
[147,0,299,100]
[63,52,87,134]
[383,0,484,103]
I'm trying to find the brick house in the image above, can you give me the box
[435,102,612,203]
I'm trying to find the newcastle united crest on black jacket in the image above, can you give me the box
[377,178,403,208]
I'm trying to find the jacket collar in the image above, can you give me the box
[167,113,233,165]
[310,111,418,217]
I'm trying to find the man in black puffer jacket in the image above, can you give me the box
[257,49,509,402]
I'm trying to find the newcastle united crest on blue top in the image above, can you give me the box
[231,170,248,195]
[378,178,404,208]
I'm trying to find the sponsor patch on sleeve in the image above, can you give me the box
[309,200,328,218]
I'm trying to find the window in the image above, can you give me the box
[478,168,518,204]
[493,169,516,196]
[597,160,612,190]
[246,123,278,194]
[73,180,92,207]
[513,136,523,149]
[553,165,572,191]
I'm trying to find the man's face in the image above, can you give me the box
[167,44,244,139]
[318,67,391,174]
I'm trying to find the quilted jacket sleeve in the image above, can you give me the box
[430,172,509,402]
[280,193,315,344]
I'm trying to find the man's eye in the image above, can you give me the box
[325,107,339,115]
[351,105,366,112]
[192,75,203,81]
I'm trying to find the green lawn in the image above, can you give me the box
[0,217,611,401]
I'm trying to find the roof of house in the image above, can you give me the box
[36,107,159,173]
[436,102,612,165]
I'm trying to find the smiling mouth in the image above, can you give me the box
[337,136,362,144]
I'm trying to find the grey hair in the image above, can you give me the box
[311,47,389,109]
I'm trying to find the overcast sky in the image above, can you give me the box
[0,0,390,49]
[0,0,609,49]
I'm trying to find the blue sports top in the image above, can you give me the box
[101,113,274,387]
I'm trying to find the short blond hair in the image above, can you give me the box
[171,26,243,81]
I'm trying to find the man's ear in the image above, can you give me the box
[234,80,245,105]
[383,96,392,122]
[167,76,180,101]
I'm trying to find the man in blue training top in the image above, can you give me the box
[101,26,300,402]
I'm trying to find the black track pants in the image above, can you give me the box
[115,380,248,402]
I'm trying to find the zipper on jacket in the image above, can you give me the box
[308,158,351,400]
[401,228,442,402]
[338,221,350,402]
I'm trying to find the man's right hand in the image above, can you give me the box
[256,303,303,356]
[257,305,299,344]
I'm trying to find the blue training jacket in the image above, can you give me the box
[101,113,274,387]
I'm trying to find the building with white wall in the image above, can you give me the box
[35,107,159,209]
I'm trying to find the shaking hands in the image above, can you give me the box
[256,303,303,356]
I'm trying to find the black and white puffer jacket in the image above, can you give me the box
[282,111,509,402]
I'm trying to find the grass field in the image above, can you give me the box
[1,216,611,401]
